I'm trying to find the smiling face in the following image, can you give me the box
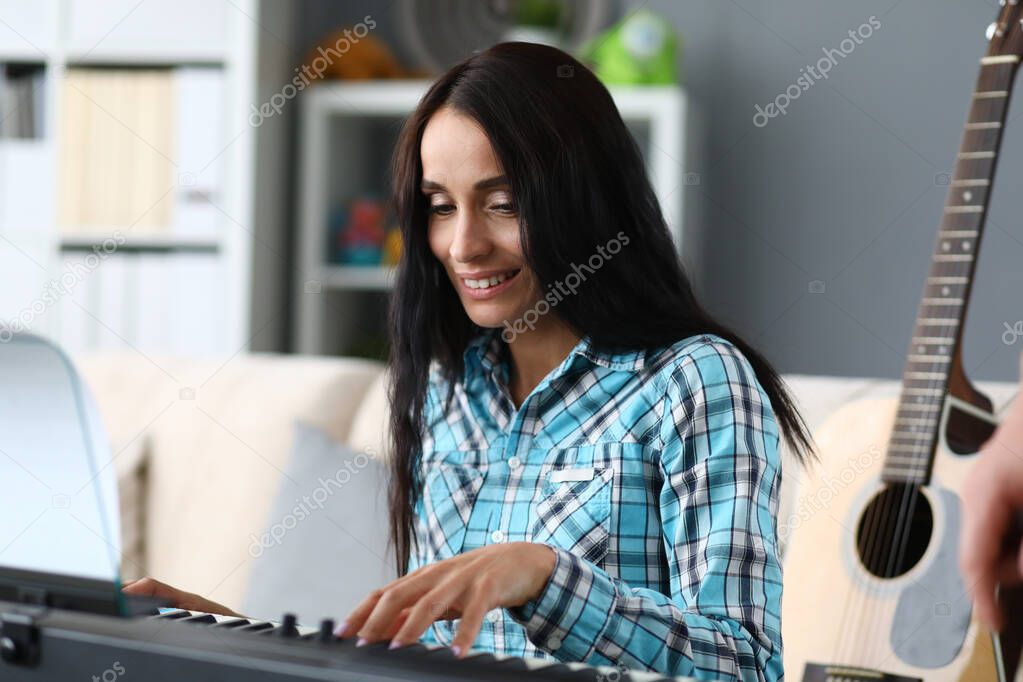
[422,106,541,332]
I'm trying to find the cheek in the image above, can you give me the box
[427,221,449,263]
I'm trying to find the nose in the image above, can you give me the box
[449,208,491,264]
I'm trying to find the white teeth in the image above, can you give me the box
[464,270,516,289]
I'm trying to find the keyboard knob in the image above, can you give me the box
[318,619,335,643]
[278,613,298,637]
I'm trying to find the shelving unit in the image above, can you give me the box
[294,80,687,356]
[0,0,295,357]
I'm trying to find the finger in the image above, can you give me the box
[357,570,448,643]
[340,563,446,637]
[390,573,471,647]
[960,488,1009,599]
[449,585,492,656]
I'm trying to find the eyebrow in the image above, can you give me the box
[420,175,509,192]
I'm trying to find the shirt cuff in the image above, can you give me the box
[507,546,618,661]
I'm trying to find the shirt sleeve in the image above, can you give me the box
[508,341,785,681]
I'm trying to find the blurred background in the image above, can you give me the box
[0,0,1020,382]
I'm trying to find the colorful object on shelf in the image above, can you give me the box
[305,31,417,80]
[578,10,679,85]
[330,197,388,265]
[382,227,403,266]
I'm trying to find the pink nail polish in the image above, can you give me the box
[356,637,368,647]
[388,640,402,650]
[334,621,349,637]
[451,645,462,657]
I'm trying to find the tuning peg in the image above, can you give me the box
[987,22,1000,41]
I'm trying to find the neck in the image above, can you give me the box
[505,319,580,409]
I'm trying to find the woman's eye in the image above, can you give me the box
[428,204,454,215]
[491,203,517,214]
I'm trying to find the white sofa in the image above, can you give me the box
[74,351,1020,618]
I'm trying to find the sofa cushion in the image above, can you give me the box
[240,421,395,622]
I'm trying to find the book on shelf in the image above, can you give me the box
[0,64,45,140]
[56,251,227,356]
[57,66,226,241]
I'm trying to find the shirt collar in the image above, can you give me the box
[462,327,646,385]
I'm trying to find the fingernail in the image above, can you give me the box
[388,640,402,650]
[334,621,349,637]
[451,645,462,657]
[356,638,368,647]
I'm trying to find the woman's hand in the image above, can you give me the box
[122,577,243,618]
[341,541,556,655]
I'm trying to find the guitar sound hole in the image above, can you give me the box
[855,484,933,578]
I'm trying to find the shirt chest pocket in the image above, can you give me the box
[421,463,484,563]
[531,466,613,565]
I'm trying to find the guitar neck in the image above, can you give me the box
[882,53,1020,485]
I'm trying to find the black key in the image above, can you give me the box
[180,614,216,625]
[154,610,191,620]
[491,657,530,672]
[214,618,251,629]
[235,621,274,633]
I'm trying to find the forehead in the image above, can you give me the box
[420,107,503,185]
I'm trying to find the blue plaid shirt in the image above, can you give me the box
[410,328,784,681]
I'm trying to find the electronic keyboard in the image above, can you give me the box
[0,600,702,681]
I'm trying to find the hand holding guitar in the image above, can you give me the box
[961,351,1023,632]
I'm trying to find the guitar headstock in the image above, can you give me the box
[987,0,1023,60]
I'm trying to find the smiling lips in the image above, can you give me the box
[458,268,521,299]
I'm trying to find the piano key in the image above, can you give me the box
[234,621,274,633]
[179,613,217,625]
[153,609,191,620]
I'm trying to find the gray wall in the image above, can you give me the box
[633,0,1023,383]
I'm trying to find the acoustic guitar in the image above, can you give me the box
[781,5,1023,681]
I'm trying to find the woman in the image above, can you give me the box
[128,42,812,681]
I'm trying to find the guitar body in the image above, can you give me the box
[782,395,1022,681]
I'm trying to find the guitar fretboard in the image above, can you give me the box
[883,54,1019,484]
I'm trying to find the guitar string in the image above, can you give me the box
[839,61,1012,669]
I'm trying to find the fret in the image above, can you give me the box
[925,277,968,284]
[899,403,942,412]
[921,298,963,305]
[905,371,947,380]
[938,230,978,238]
[892,434,932,445]
[933,254,973,262]
[964,121,1002,129]
[904,387,945,396]
[943,205,984,212]
[917,318,960,325]
[888,443,926,452]
[956,152,996,159]
[886,453,931,464]
[907,354,951,363]
[980,55,1021,65]
[973,91,1009,99]
[950,179,990,186]
[895,416,936,426]
[883,468,928,482]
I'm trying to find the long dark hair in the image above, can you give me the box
[386,42,813,576]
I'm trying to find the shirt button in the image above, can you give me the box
[490,529,506,543]
[546,635,562,651]
[487,609,501,623]
[508,456,521,470]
